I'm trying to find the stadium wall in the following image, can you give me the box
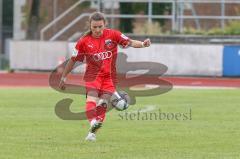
[118,44,223,76]
[10,41,67,70]
[9,41,240,76]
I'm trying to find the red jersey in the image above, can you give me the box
[71,29,130,82]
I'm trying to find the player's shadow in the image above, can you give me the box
[116,52,172,104]
[49,52,173,120]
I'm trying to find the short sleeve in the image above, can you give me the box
[114,30,130,48]
[71,38,85,62]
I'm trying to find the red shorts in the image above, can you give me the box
[85,75,116,96]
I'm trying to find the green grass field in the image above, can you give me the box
[0,87,240,159]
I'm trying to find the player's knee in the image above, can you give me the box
[86,96,98,102]
[97,98,108,107]
[86,91,98,102]
[100,93,111,100]
[86,94,98,103]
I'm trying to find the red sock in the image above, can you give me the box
[85,101,97,122]
[96,104,107,122]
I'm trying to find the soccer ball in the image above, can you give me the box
[110,91,130,111]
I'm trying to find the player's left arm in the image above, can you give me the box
[129,38,151,48]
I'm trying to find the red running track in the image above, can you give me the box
[0,72,240,88]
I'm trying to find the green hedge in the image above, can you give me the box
[183,21,240,35]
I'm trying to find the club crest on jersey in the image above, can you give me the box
[105,39,112,45]
[104,39,117,50]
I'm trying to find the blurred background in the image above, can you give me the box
[0,0,240,77]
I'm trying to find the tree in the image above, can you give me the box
[119,2,172,33]
[119,2,133,33]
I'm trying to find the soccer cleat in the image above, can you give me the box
[89,119,102,133]
[85,132,96,141]
[85,119,102,141]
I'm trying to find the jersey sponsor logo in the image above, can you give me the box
[93,51,112,61]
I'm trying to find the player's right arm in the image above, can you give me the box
[59,39,85,90]
[59,58,76,90]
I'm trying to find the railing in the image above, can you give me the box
[49,14,173,41]
[41,0,175,41]
[41,0,240,41]
[49,13,91,41]
[40,0,94,40]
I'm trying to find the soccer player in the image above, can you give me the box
[59,12,151,141]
